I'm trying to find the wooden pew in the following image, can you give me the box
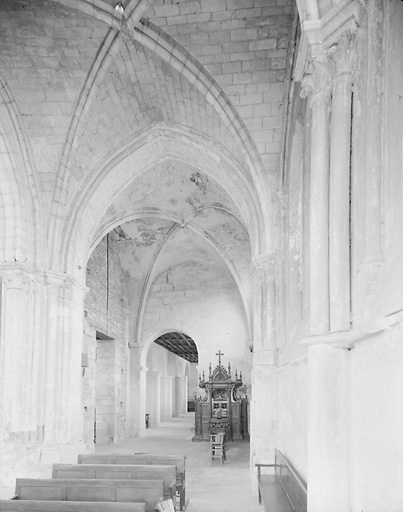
[0,501,145,511]
[255,449,307,512]
[52,464,176,506]
[14,478,163,512]
[77,454,186,511]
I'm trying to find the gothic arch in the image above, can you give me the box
[60,124,269,280]
[0,77,42,266]
[45,1,277,272]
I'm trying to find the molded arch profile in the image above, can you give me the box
[83,206,253,343]
[60,123,271,279]
[133,218,252,346]
[0,77,42,265]
[47,1,277,272]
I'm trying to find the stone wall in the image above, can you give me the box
[83,233,129,445]
[142,262,253,396]
[149,0,295,172]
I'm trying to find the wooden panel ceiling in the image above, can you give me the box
[154,332,198,363]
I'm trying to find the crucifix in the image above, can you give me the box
[216,350,224,365]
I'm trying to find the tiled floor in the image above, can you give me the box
[96,413,263,512]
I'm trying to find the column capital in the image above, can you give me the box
[250,252,280,282]
[300,52,332,107]
[328,29,358,79]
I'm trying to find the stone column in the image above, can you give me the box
[0,267,86,473]
[364,0,384,261]
[307,343,350,512]
[175,375,187,417]
[250,254,279,467]
[160,375,171,421]
[127,345,142,436]
[328,32,357,331]
[353,0,384,324]
[42,272,86,460]
[62,277,86,452]
[251,253,279,355]
[0,269,33,435]
[150,372,161,428]
[301,54,332,335]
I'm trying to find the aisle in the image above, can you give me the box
[96,413,262,512]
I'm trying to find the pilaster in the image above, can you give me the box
[328,30,357,331]
[301,52,332,335]
[175,375,188,417]
[127,345,146,435]
[0,265,87,485]
[250,252,280,363]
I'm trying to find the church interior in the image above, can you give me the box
[0,0,402,510]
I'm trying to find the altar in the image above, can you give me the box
[193,351,249,441]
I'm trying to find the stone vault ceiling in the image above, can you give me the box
[0,0,294,330]
[110,164,251,302]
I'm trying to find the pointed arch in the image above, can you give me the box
[0,76,42,265]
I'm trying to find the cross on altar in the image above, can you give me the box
[216,350,224,365]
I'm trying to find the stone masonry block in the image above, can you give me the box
[202,0,227,12]
[245,83,258,93]
[263,116,283,129]
[222,62,242,74]
[261,6,285,15]
[230,28,258,42]
[202,44,224,56]
[153,4,180,17]
[272,128,282,141]
[271,101,284,115]
[225,84,246,95]
[226,0,256,9]
[240,93,263,105]
[215,74,234,86]
[186,13,211,24]
[271,58,286,70]
[190,32,209,44]
[237,105,254,118]
[251,70,278,83]
[197,21,221,31]
[255,0,277,5]
[223,41,249,54]
[249,39,277,51]
[236,8,262,18]
[221,19,246,30]
[254,103,271,116]
[207,63,223,75]
[233,72,252,84]
[167,15,187,25]
[252,129,273,142]
[230,52,256,62]
[209,31,231,43]
[40,103,62,116]
[244,117,263,131]
[242,60,271,72]
[212,11,236,21]
[179,1,202,15]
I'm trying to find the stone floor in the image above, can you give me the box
[96,413,263,512]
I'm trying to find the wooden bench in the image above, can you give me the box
[0,500,145,511]
[52,464,176,506]
[256,449,307,512]
[78,454,186,511]
[14,478,163,512]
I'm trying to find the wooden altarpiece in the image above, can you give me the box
[193,351,249,441]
